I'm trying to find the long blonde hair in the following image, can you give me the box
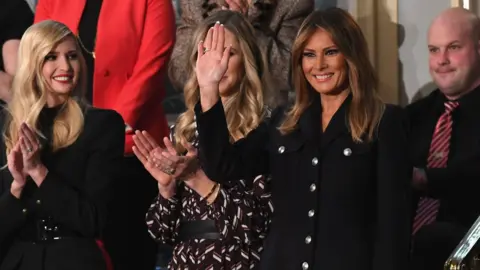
[4,20,87,153]
[279,8,385,142]
[172,10,271,153]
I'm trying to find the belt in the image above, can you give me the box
[177,220,221,241]
[16,217,79,243]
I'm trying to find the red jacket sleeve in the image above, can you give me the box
[112,0,176,130]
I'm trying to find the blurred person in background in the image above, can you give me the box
[169,0,313,105]
[0,0,34,103]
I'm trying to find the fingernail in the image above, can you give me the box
[220,24,224,27]
[216,21,220,24]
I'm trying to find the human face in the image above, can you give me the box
[218,29,243,98]
[428,19,480,99]
[41,36,80,107]
[301,28,348,96]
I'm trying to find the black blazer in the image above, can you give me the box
[195,94,412,270]
[407,88,480,228]
[0,106,124,270]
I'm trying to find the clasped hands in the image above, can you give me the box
[132,131,199,198]
[8,123,47,198]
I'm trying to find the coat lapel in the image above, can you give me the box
[297,93,351,151]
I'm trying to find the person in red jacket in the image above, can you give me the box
[34,0,176,269]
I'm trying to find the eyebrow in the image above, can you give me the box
[428,40,461,48]
[48,50,77,54]
[303,45,337,52]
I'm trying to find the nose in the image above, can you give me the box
[437,49,450,66]
[314,55,327,70]
[59,55,73,71]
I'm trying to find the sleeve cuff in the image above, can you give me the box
[29,171,68,215]
[156,193,180,211]
[194,100,224,119]
[0,191,28,237]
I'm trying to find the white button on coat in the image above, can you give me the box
[302,262,309,269]
[343,148,352,156]
[305,235,312,244]
[278,146,285,154]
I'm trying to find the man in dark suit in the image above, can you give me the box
[408,7,480,270]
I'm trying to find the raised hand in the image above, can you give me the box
[196,22,231,98]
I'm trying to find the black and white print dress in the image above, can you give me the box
[145,119,273,270]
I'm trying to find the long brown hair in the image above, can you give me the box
[173,10,271,153]
[279,8,385,142]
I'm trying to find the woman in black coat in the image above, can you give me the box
[193,8,412,270]
[0,20,124,270]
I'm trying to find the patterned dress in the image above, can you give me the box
[145,174,273,269]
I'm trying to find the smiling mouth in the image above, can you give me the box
[52,75,73,83]
[313,74,333,81]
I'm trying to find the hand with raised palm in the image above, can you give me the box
[196,22,231,110]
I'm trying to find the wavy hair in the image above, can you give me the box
[279,8,385,142]
[173,10,271,153]
[4,20,87,153]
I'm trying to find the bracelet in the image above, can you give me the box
[204,182,219,202]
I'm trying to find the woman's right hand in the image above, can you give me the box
[195,22,231,111]
[132,131,176,198]
[8,138,27,198]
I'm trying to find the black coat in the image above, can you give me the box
[0,106,125,270]
[195,94,412,270]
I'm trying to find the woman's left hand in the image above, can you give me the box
[151,137,199,180]
[19,123,45,178]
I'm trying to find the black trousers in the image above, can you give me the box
[411,222,467,270]
[103,156,171,270]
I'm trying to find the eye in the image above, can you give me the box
[302,52,315,57]
[45,54,56,61]
[448,45,461,51]
[429,47,439,53]
[67,53,79,60]
[325,49,339,56]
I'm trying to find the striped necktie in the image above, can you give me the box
[412,101,459,235]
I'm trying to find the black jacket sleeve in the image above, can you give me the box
[194,101,271,183]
